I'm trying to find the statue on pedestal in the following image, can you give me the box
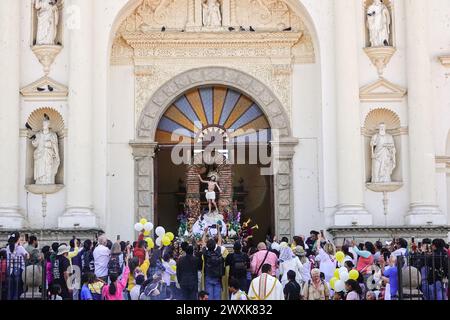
[192,171,227,238]
[367,0,391,47]
[370,123,396,183]
[32,114,60,185]
[198,172,222,213]
[202,0,222,27]
[35,0,59,45]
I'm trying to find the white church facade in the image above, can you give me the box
[0,0,449,243]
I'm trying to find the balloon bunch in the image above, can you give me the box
[330,265,359,292]
[134,218,155,249]
[154,226,175,248]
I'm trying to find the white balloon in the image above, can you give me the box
[339,271,349,282]
[155,226,166,237]
[134,223,144,232]
[144,222,154,232]
[334,280,345,293]
[155,237,162,247]
[339,266,347,274]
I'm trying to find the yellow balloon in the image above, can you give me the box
[171,265,177,272]
[334,268,340,279]
[145,237,154,249]
[335,251,345,263]
[349,269,359,280]
[162,235,171,246]
[165,232,175,241]
[140,218,148,225]
[330,277,338,290]
[143,230,150,236]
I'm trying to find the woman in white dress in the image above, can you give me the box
[278,245,303,287]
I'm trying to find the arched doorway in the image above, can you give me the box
[130,67,298,240]
[154,85,274,241]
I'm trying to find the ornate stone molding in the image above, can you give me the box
[31,45,63,76]
[364,47,396,77]
[112,0,315,64]
[136,66,292,139]
[0,228,103,246]
[360,77,407,102]
[327,226,450,244]
[20,76,68,101]
[129,140,158,223]
[438,55,450,67]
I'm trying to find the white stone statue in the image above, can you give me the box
[202,0,222,27]
[370,123,396,183]
[32,115,60,185]
[35,0,59,45]
[367,0,391,47]
[198,172,222,213]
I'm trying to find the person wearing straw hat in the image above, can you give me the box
[51,244,71,300]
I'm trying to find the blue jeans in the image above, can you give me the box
[7,273,23,300]
[424,281,447,300]
[205,276,222,300]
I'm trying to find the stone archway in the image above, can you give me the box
[130,67,298,239]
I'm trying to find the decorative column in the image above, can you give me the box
[130,141,157,224]
[222,0,231,27]
[405,0,444,225]
[334,0,372,226]
[272,137,298,240]
[59,0,96,228]
[186,0,195,27]
[0,0,25,228]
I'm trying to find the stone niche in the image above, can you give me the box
[24,107,65,187]
[363,0,396,77]
[30,0,64,76]
[363,0,395,48]
[30,0,64,46]
[362,108,405,184]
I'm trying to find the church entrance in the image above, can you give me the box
[154,85,274,243]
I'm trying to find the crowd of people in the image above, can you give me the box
[0,227,448,301]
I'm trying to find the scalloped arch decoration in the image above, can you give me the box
[27,107,65,137]
[364,108,401,132]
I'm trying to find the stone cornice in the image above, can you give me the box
[129,140,159,158]
[327,225,450,241]
[123,31,302,46]
[328,225,450,233]
[438,55,450,67]
[121,31,302,62]
[360,78,407,102]
[361,127,408,137]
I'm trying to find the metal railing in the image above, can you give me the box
[0,257,47,300]
[397,253,449,300]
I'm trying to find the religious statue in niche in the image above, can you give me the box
[370,123,396,183]
[31,114,60,185]
[367,0,391,47]
[35,0,59,45]
[202,0,222,27]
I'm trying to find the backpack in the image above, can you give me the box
[108,254,121,278]
[231,253,247,278]
[82,250,92,273]
[204,248,224,278]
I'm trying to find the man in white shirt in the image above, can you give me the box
[93,235,111,282]
[248,264,284,300]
